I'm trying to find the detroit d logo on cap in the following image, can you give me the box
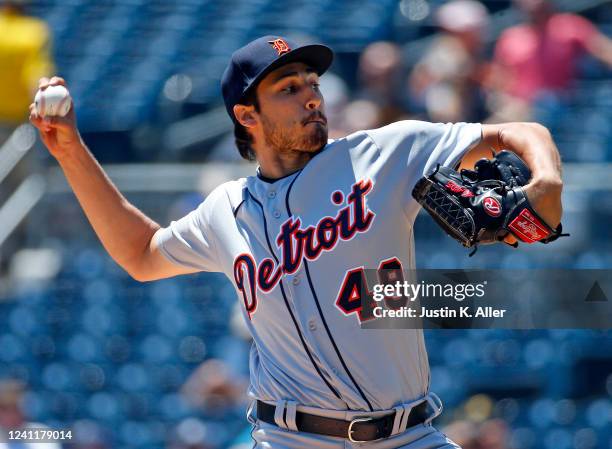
[268,38,291,55]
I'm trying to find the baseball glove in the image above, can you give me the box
[412,150,568,255]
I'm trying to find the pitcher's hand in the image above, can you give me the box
[29,76,82,160]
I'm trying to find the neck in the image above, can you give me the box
[256,147,320,180]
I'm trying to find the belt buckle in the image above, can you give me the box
[347,416,374,443]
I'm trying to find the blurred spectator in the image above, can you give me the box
[342,99,383,134]
[443,418,509,449]
[317,72,350,138]
[180,359,248,418]
[442,420,480,449]
[477,419,509,449]
[409,0,490,123]
[0,0,53,134]
[487,0,612,121]
[0,379,62,449]
[443,395,510,449]
[356,41,407,126]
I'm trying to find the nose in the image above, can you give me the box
[305,90,322,111]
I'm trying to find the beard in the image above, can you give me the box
[261,114,328,155]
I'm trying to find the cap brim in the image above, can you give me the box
[244,44,334,97]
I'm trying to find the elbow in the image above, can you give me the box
[122,238,160,283]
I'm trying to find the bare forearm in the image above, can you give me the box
[57,142,160,275]
[587,33,612,68]
[29,76,189,281]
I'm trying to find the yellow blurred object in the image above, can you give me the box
[464,394,494,422]
[0,8,54,124]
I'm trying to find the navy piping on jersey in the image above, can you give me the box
[250,424,257,449]
[233,199,246,218]
[245,189,344,402]
[285,175,375,412]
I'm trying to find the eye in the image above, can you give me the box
[312,82,320,90]
[283,85,298,94]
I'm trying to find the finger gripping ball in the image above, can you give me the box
[35,85,72,117]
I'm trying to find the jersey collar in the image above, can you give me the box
[256,167,301,184]
[255,140,333,184]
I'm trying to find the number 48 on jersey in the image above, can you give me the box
[335,257,408,322]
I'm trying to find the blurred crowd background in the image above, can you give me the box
[0,0,611,448]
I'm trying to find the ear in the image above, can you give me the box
[233,104,258,128]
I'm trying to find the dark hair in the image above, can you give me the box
[234,89,260,161]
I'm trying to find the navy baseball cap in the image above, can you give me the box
[221,35,334,122]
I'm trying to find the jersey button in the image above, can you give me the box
[292,276,300,285]
[268,190,276,199]
[308,319,317,331]
[273,210,281,219]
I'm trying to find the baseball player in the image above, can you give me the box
[30,36,563,448]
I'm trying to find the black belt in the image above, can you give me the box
[256,399,432,443]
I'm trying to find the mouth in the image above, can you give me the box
[304,117,327,126]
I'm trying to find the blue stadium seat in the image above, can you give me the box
[41,363,75,391]
[140,333,175,363]
[544,428,573,449]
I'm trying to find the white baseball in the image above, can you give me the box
[34,85,72,117]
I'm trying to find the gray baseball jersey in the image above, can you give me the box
[156,120,481,413]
